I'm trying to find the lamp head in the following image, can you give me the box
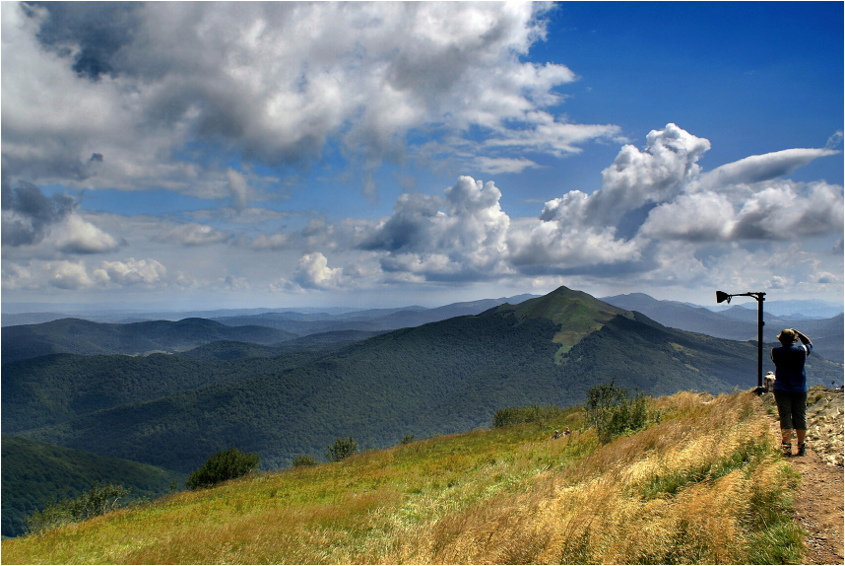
[716,291,732,304]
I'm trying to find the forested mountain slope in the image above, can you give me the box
[1,435,181,538]
[2,348,335,434]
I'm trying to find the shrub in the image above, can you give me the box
[585,381,654,443]
[292,454,320,467]
[26,484,130,535]
[326,436,358,462]
[186,447,260,490]
[493,404,565,428]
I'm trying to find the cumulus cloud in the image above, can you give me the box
[92,257,168,287]
[505,124,709,273]
[49,261,94,290]
[2,1,620,199]
[50,213,123,254]
[293,252,344,290]
[2,256,174,291]
[362,176,512,280]
[592,123,710,226]
[505,124,842,279]
[729,180,843,240]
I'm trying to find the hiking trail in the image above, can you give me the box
[769,388,844,565]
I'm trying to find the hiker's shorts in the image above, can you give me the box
[773,391,807,430]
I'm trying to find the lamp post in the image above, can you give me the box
[716,290,766,393]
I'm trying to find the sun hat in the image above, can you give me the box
[777,328,798,344]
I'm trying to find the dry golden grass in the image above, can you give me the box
[3,391,802,564]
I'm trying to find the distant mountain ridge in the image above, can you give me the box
[602,293,843,362]
[1,317,297,364]
[1,295,538,363]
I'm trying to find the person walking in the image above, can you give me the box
[770,328,813,457]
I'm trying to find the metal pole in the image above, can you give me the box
[756,293,765,391]
[716,290,766,393]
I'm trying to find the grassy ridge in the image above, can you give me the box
[2,391,802,564]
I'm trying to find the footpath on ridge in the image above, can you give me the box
[768,388,844,565]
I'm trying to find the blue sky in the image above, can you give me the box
[2,1,842,313]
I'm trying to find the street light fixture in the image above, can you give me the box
[716,290,767,393]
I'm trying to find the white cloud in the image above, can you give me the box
[506,124,842,278]
[49,261,94,290]
[2,1,619,199]
[155,223,230,246]
[226,168,250,211]
[293,252,344,290]
[729,180,843,240]
[1,180,122,255]
[507,218,642,271]
[699,148,840,188]
[592,123,711,226]
[92,258,168,287]
[49,214,123,254]
[362,176,512,280]
[641,192,735,241]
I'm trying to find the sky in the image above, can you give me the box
[2,1,843,313]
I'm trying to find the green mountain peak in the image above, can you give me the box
[490,285,634,360]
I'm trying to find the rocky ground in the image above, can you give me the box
[805,386,845,466]
[767,386,844,565]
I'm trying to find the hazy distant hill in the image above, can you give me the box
[1,435,181,538]
[177,331,385,361]
[603,293,843,362]
[1,317,297,363]
[210,295,539,334]
[11,286,840,475]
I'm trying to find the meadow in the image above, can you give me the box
[2,390,802,564]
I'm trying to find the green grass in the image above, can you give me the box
[2,392,806,564]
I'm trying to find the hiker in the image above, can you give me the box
[552,430,561,439]
[770,328,813,457]
[563,427,571,436]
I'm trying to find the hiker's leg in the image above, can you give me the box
[774,390,795,432]
[793,393,807,433]
[794,393,808,455]
[774,391,794,454]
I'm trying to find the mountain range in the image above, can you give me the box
[3,286,842,537]
[4,292,841,364]
[602,293,843,362]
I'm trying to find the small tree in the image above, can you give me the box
[186,447,260,490]
[326,436,358,462]
[585,381,652,444]
[26,484,130,534]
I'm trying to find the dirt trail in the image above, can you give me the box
[769,388,844,565]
